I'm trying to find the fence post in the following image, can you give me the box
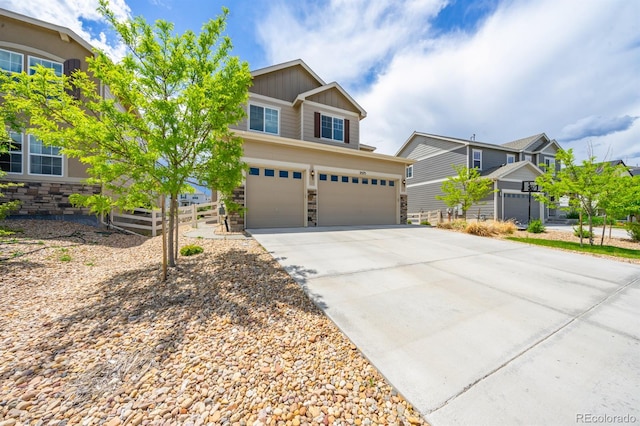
[191,204,197,228]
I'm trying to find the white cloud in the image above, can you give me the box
[1,0,131,60]
[256,0,640,165]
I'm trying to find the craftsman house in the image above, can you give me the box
[396,132,562,224]
[227,59,412,229]
[0,8,100,223]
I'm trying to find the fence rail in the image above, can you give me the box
[407,210,443,225]
[110,202,218,236]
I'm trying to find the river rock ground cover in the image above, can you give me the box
[0,220,427,426]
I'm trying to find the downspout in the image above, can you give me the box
[493,180,499,220]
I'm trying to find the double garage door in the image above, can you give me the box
[245,167,397,228]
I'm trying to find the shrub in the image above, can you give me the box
[180,244,204,256]
[527,220,545,234]
[565,210,580,219]
[420,220,430,226]
[626,222,640,242]
[573,226,593,239]
[465,221,496,237]
[407,220,412,225]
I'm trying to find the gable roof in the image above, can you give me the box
[294,82,367,119]
[0,7,95,54]
[251,59,326,86]
[481,161,543,180]
[396,131,517,157]
[501,133,546,150]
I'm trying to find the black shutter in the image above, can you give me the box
[344,119,350,144]
[63,58,81,100]
[314,112,320,138]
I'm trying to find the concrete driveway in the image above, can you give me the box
[248,225,640,426]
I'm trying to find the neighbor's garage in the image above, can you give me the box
[502,192,540,224]
[317,173,397,226]
[245,166,305,228]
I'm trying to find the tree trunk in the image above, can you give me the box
[174,197,179,262]
[588,215,594,246]
[161,198,167,281]
[600,213,607,246]
[168,194,176,267]
[578,211,583,247]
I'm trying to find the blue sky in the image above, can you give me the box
[2,0,640,165]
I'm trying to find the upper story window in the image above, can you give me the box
[406,165,413,179]
[0,132,23,173]
[524,154,532,162]
[28,56,63,76]
[0,49,23,73]
[29,135,63,176]
[321,114,344,142]
[506,154,515,164]
[249,104,279,135]
[472,149,482,169]
[544,157,555,170]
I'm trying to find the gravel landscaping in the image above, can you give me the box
[0,220,427,426]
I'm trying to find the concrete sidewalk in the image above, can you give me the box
[248,225,640,426]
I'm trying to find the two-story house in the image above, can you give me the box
[396,132,562,224]
[0,8,101,224]
[226,59,412,229]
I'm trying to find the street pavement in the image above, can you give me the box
[248,225,640,426]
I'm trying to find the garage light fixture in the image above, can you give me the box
[310,170,315,177]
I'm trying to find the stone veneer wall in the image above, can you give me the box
[307,189,317,227]
[226,185,245,232]
[3,181,101,217]
[400,194,408,225]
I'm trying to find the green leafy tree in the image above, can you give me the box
[0,130,22,219]
[0,1,252,278]
[436,165,496,221]
[534,149,621,246]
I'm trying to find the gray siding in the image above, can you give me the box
[407,182,449,213]
[251,64,321,102]
[476,147,514,171]
[409,148,466,184]
[399,135,465,160]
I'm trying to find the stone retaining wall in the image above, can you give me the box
[2,181,101,217]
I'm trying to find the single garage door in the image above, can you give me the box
[317,173,397,226]
[246,167,305,228]
[503,192,540,223]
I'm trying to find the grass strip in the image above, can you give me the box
[506,237,640,260]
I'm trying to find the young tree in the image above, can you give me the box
[436,165,495,221]
[534,149,620,246]
[0,1,252,278]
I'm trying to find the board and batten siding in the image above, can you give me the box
[250,65,321,103]
[307,88,360,115]
[302,105,359,149]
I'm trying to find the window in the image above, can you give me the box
[0,132,23,173]
[319,173,328,181]
[406,165,413,179]
[29,135,62,176]
[525,154,532,162]
[264,168,275,177]
[279,170,289,178]
[506,154,515,164]
[389,180,395,187]
[372,179,378,185]
[293,171,302,179]
[544,158,555,168]
[362,178,368,184]
[352,177,359,184]
[472,149,482,169]
[331,175,338,182]
[321,114,344,142]
[341,176,349,183]
[0,49,23,73]
[28,56,63,76]
[381,180,386,186]
[249,167,259,175]
[249,104,279,135]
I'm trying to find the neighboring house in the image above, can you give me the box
[396,132,562,224]
[178,190,211,207]
[0,8,100,223]
[226,59,412,229]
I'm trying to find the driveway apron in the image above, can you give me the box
[248,225,640,426]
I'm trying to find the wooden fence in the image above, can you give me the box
[407,210,443,225]
[110,202,217,236]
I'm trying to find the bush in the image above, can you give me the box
[465,221,496,237]
[407,220,412,225]
[527,220,545,234]
[573,226,593,239]
[180,244,204,256]
[581,216,616,227]
[420,220,430,226]
[565,210,580,219]
[626,222,640,242]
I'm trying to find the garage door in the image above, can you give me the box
[503,192,540,224]
[246,167,305,228]
[317,173,397,226]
